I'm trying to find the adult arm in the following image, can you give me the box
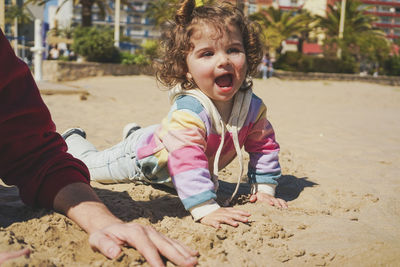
[0,30,197,266]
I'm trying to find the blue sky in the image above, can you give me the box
[44,0,58,23]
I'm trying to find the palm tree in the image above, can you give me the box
[146,0,179,28]
[5,4,32,25]
[236,0,244,11]
[296,9,317,54]
[249,6,311,56]
[316,0,386,59]
[146,0,217,28]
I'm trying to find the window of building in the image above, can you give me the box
[380,16,391,24]
[378,6,392,13]
[5,24,11,35]
[248,4,257,14]
[133,15,141,24]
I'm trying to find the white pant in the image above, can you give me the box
[65,125,158,184]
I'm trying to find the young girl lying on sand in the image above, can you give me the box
[63,0,287,228]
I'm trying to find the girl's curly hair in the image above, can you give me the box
[155,0,263,90]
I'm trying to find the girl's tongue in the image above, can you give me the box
[215,74,233,89]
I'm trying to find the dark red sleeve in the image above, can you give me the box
[0,30,90,209]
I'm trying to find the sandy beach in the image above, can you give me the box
[1,75,399,266]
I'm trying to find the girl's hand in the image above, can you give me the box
[249,192,288,209]
[200,207,251,229]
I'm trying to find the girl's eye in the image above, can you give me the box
[228,48,241,54]
[201,51,214,57]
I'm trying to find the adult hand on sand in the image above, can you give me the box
[0,248,30,265]
[249,192,288,209]
[53,183,198,267]
[89,222,198,267]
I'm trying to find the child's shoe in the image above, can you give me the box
[122,123,141,140]
[61,128,86,140]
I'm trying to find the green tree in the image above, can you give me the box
[72,26,120,62]
[249,6,312,56]
[5,4,32,25]
[296,9,318,53]
[316,0,389,64]
[146,0,179,27]
[146,0,217,28]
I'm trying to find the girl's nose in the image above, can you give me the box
[217,53,231,68]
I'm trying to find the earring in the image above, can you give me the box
[184,73,196,89]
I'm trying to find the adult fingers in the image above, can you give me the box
[120,224,165,267]
[160,233,198,258]
[89,231,122,259]
[145,226,198,267]
[0,248,30,264]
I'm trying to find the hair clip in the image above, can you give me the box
[195,0,204,7]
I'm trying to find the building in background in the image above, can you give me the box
[360,0,400,40]
[42,0,399,54]
[48,0,158,51]
[326,0,400,40]
[233,0,400,41]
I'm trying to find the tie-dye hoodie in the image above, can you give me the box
[134,86,281,220]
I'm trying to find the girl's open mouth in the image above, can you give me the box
[215,74,233,91]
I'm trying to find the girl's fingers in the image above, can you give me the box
[221,217,239,227]
[226,208,251,217]
[278,199,288,209]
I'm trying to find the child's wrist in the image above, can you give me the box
[189,199,220,221]
[251,183,276,196]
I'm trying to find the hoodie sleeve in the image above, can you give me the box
[0,30,90,209]
[157,96,217,211]
[244,97,281,191]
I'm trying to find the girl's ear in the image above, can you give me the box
[186,72,193,80]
